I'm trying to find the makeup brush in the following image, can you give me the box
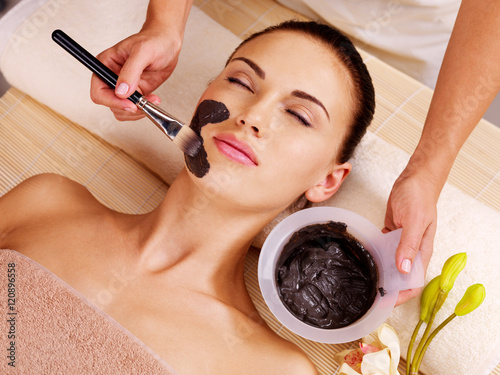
[51,29,202,157]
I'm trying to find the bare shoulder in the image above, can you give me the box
[215,304,318,375]
[0,173,102,233]
[262,335,319,375]
[285,348,319,375]
[241,321,319,375]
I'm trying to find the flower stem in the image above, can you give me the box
[414,314,457,373]
[406,320,423,375]
[410,290,447,372]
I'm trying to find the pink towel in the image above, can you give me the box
[0,249,178,374]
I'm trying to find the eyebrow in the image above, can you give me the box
[230,57,329,120]
[292,90,330,120]
[230,57,266,79]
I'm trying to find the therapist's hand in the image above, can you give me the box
[383,166,438,306]
[90,27,181,121]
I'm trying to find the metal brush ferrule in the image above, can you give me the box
[137,96,183,141]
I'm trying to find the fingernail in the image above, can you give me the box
[116,83,129,96]
[123,107,135,112]
[401,258,412,273]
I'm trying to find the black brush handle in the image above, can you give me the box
[52,29,142,104]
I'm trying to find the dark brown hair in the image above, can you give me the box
[228,21,375,163]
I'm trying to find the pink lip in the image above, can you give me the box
[213,133,258,166]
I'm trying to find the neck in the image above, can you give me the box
[133,168,279,301]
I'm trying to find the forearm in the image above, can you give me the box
[407,0,500,194]
[142,0,194,40]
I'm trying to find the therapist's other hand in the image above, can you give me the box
[384,166,438,306]
[90,28,181,121]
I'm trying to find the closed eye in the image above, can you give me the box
[286,109,312,127]
[226,77,254,93]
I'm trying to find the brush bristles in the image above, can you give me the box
[173,126,202,157]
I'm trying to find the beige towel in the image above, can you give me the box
[0,249,178,374]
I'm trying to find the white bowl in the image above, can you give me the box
[258,207,424,344]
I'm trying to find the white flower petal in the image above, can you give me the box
[361,349,392,375]
[376,324,401,374]
[339,363,363,375]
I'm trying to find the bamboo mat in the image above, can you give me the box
[0,1,499,375]
[0,89,168,214]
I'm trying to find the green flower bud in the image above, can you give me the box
[455,284,486,316]
[420,276,441,322]
[440,252,467,292]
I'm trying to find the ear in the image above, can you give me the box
[304,162,351,203]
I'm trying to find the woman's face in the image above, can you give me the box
[187,30,353,214]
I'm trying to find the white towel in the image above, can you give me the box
[253,128,500,375]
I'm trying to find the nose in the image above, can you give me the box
[235,101,271,138]
[238,118,260,135]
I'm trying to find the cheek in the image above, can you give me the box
[184,99,230,178]
[277,136,335,175]
[255,142,331,198]
[196,79,231,107]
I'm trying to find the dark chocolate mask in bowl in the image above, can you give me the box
[184,100,230,178]
[276,221,378,329]
[259,206,424,343]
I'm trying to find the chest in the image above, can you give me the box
[4,221,274,375]
[96,283,269,375]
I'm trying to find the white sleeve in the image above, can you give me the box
[276,0,461,88]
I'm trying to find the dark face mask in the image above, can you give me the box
[184,100,230,178]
